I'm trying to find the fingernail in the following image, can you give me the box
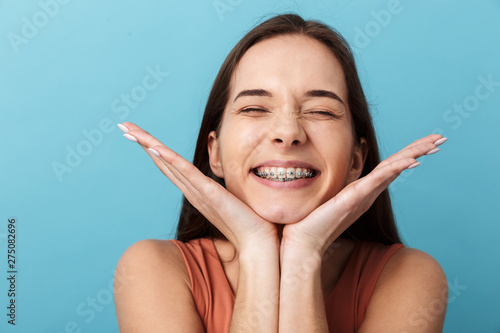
[117,123,129,133]
[148,148,160,157]
[123,133,137,142]
[426,148,440,155]
[434,137,448,146]
[407,162,421,169]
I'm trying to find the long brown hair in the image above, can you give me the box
[175,13,402,245]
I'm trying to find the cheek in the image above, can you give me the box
[319,139,355,191]
[219,126,262,177]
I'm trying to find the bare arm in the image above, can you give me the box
[230,243,280,332]
[115,238,282,333]
[279,244,328,332]
[278,245,448,333]
[118,122,281,332]
[359,248,448,332]
[114,239,205,333]
[118,124,447,332]
[278,134,447,332]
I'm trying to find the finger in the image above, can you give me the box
[375,133,447,171]
[148,144,266,245]
[124,128,165,152]
[119,125,207,200]
[139,145,199,197]
[297,150,429,252]
[125,130,229,222]
[403,134,445,150]
[121,126,203,198]
[302,157,406,247]
[149,144,222,200]
[360,156,417,198]
[149,146,268,233]
[119,125,216,220]
[326,155,416,216]
[318,158,413,244]
[139,144,237,238]
[123,128,225,222]
[375,141,435,170]
[139,143,226,214]
[119,123,272,248]
[382,134,444,165]
[120,122,151,135]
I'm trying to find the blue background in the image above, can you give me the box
[1,0,499,332]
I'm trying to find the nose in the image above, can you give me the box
[269,111,306,148]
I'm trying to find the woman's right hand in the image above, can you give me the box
[118,122,279,254]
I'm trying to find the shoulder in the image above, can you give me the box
[383,246,445,276]
[114,239,204,332]
[359,247,448,332]
[115,239,192,295]
[118,238,186,264]
[118,238,179,260]
[116,239,190,287]
[378,247,447,292]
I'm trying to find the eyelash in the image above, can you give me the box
[240,108,268,113]
[310,111,337,117]
[240,108,338,118]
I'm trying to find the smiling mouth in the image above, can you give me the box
[252,167,317,182]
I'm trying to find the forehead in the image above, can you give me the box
[230,34,347,101]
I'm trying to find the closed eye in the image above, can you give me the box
[308,110,339,118]
[240,107,269,113]
[238,108,339,118]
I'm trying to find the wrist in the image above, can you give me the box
[281,245,322,266]
[238,241,279,265]
[280,245,322,280]
[281,232,325,258]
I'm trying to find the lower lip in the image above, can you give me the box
[250,171,320,189]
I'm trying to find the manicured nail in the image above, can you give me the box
[407,162,421,169]
[148,148,160,157]
[426,148,440,155]
[434,137,448,146]
[117,123,129,133]
[123,133,137,142]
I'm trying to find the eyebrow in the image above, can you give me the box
[233,88,345,105]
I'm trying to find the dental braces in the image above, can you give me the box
[255,170,315,178]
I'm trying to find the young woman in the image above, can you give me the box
[114,14,448,332]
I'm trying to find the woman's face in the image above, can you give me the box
[208,34,367,224]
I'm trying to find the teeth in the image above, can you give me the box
[277,167,286,180]
[254,166,316,181]
[296,168,303,178]
[269,167,277,179]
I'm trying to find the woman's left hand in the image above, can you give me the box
[280,134,446,257]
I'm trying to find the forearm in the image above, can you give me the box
[230,243,280,333]
[279,246,328,333]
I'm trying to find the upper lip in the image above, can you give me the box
[251,160,320,171]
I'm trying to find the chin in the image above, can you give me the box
[253,205,310,224]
